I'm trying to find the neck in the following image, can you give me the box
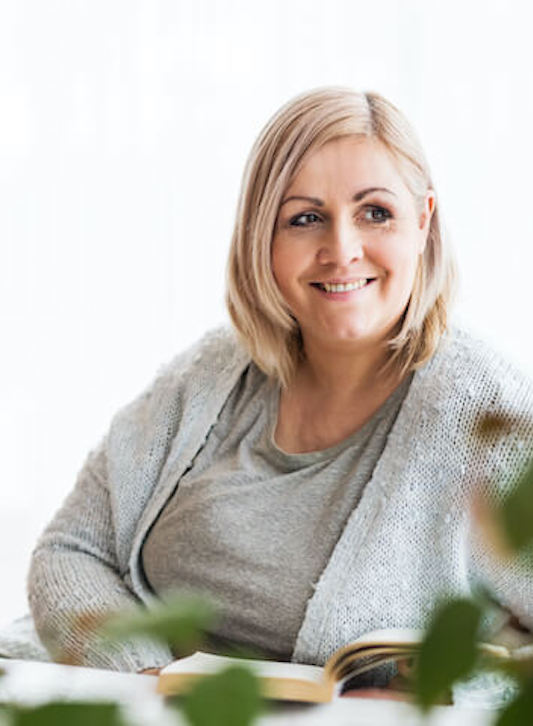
[297,336,398,401]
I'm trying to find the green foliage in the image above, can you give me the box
[179,665,262,726]
[101,592,263,725]
[489,656,533,686]
[414,430,533,720]
[496,681,533,726]
[499,458,533,552]
[101,591,216,652]
[0,594,262,726]
[6,702,123,726]
[414,598,482,711]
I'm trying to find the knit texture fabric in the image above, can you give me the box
[1,325,532,705]
[141,362,410,660]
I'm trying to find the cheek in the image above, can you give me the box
[271,239,303,286]
[377,239,421,281]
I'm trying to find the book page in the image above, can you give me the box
[324,629,423,681]
[324,628,513,682]
[347,628,424,646]
[162,651,326,685]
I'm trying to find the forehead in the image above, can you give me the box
[285,136,411,199]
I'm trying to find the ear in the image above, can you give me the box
[419,190,435,230]
[417,190,435,253]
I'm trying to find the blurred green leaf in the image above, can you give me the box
[495,680,533,726]
[490,657,533,686]
[7,701,123,726]
[498,459,533,552]
[477,414,513,441]
[181,665,262,726]
[415,598,482,712]
[101,592,217,651]
[471,582,505,612]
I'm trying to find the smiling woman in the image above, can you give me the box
[226,89,454,393]
[0,87,532,705]
[268,136,436,451]
[271,138,432,348]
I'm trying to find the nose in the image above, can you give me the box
[316,216,364,267]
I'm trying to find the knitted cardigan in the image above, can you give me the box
[2,325,533,700]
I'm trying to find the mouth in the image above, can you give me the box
[310,278,376,293]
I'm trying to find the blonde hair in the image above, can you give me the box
[226,86,457,388]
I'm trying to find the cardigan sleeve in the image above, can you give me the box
[467,488,533,632]
[458,490,533,709]
[27,434,173,672]
[465,385,533,631]
[26,326,245,672]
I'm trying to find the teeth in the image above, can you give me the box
[320,280,368,293]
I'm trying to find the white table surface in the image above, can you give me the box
[0,658,499,726]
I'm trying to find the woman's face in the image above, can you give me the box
[271,135,435,355]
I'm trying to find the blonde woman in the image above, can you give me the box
[2,87,532,702]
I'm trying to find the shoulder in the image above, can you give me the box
[135,325,249,399]
[109,325,251,435]
[408,326,533,484]
[419,325,533,414]
[388,327,533,503]
[155,325,250,389]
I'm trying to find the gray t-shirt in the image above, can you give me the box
[142,363,411,660]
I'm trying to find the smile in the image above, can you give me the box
[311,279,374,293]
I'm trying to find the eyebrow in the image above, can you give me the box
[280,187,396,207]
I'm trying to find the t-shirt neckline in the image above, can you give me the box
[266,373,413,464]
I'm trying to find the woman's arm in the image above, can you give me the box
[27,436,173,671]
[26,327,247,671]
[468,491,533,633]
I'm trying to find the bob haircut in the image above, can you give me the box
[226,86,457,389]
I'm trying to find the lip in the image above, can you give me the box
[310,278,377,298]
[310,277,374,284]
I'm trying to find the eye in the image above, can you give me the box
[361,205,392,223]
[289,212,321,227]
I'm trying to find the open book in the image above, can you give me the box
[157,627,511,703]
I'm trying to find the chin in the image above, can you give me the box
[324,322,394,349]
[301,316,394,350]
[323,328,376,346]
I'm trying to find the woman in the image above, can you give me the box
[2,87,532,699]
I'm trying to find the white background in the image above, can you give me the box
[1,0,532,627]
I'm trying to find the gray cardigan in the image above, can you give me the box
[2,325,533,699]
